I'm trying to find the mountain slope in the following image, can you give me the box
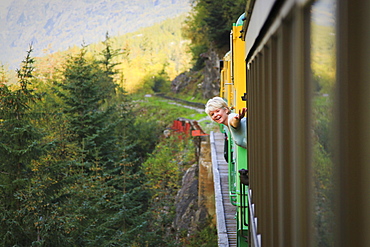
[0,0,190,69]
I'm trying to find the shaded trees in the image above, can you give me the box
[183,0,246,69]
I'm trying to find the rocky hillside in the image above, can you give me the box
[171,49,221,100]
[0,0,190,69]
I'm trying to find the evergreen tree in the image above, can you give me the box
[0,46,44,245]
[50,44,150,246]
[55,47,120,166]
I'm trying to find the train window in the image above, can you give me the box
[310,0,336,246]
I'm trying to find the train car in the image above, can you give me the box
[220,12,249,247]
[219,0,370,246]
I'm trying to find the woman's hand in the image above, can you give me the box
[230,108,247,128]
[236,108,247,120]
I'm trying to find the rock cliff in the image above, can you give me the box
[173,137,215,239]
[201,49,221,99]
[171,49,221,100]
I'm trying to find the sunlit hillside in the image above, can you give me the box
[34,14,192,93]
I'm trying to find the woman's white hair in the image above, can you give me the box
[205,97,230,115]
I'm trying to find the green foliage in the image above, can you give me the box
[129,93,213,246]
[311,14,336,247]
[0,41,165,246]
[143,134,195,192]
[138,67,171,94]
[132,94,201,129]
[43,42,152,246]
[151,69,171,93]
[183,217,218,247]
[311,23,336,94]
[183,0,246,69]
[312,95,335,247]
[85,14,192,93]
[0,46,46,246]
[312,141,335,246]
[54,45,122,166]
[142,133,196,246]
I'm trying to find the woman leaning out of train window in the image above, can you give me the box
[205,97,247,149]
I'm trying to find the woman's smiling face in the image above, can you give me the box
[209,107,229,125]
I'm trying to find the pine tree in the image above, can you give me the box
[51,44,150,245]
[0,46,44,245]
[55,47,119,165]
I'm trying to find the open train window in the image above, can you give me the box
[310,0,336,246]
